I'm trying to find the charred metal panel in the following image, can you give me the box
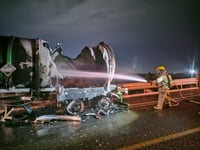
[57,84,116,103]
[12,37,35,88]
[0,36,59,89]
[0,36,35,88]
[32,39,40,92]
[52,41,116,89]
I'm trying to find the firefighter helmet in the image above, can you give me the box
[156,65,166,71]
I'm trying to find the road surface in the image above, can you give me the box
[0,99,199,150]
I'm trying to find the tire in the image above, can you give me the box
[66,100,84,115]
[97,96,110,110]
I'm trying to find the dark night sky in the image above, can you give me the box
[0,0,199,73]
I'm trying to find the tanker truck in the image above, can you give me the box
[0,35,117,121]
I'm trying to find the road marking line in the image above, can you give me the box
[119,126,200,150]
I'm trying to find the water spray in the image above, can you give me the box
[58,69,147,82]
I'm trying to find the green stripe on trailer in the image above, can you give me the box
[6,36,15,64]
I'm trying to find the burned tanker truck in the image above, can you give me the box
[0,35,119,121]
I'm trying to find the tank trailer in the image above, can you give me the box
[0,35,119,122]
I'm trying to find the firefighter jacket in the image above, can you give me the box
[156,74,169,90]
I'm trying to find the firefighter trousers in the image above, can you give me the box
[156,88,179,109]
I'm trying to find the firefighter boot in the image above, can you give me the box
[153,106,162,110]
[153,90,166,110]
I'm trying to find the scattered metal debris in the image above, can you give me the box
[33,115,81,124]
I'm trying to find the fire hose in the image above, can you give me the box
[173,82,185,100]
[174,81,200,115]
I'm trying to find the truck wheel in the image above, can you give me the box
[98,96,110,110]
[66,100,84,115]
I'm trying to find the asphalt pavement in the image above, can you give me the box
[0,99,200,150]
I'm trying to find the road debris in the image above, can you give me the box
[33,115,81,123]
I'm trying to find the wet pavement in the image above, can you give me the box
[0,100,200,150]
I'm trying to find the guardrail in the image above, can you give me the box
[120,78,200,98]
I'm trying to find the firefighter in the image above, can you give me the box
[152,65,179,110]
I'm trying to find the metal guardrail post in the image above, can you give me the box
[120,78,200,99]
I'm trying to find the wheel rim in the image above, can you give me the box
[98,97,110,110]
[66,100,84,115]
